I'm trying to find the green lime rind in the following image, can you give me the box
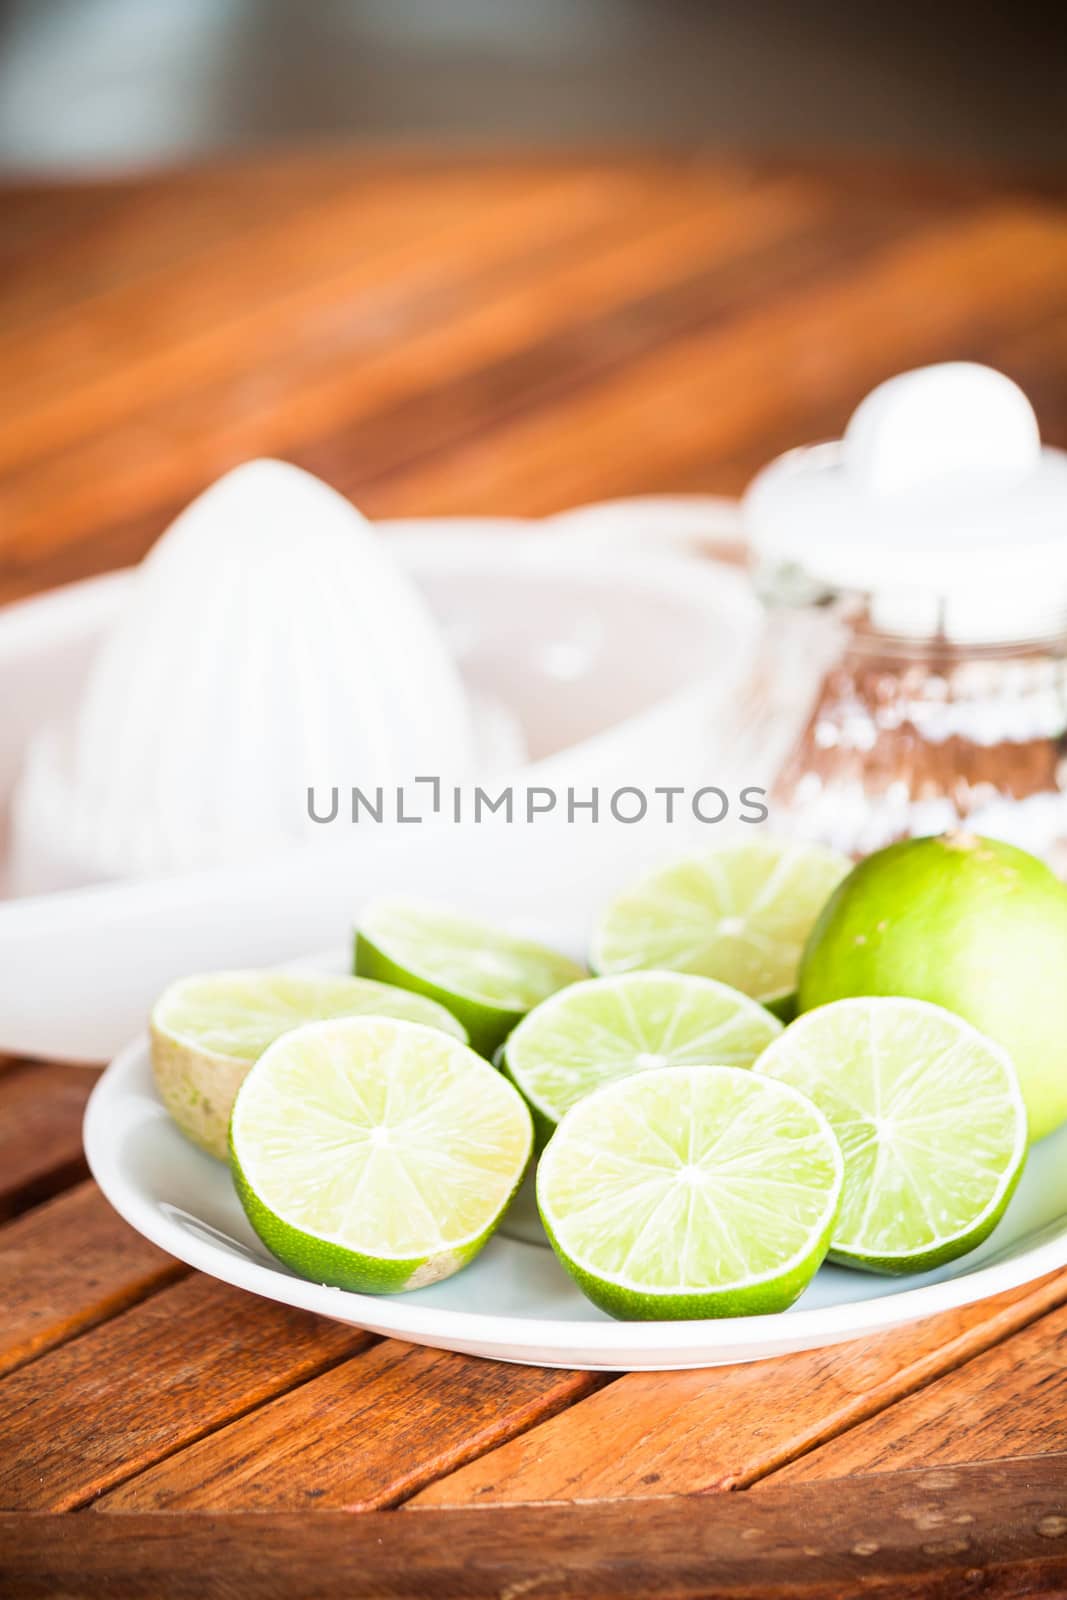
[827,1174,1025,1276]
[591,837,851,1006]
[755,996,1028,1275]
[355,898,585,1057]
[537,1064,843,1320]
[537,1210,835,1321]
[151,969,466,1160]
[229,1016,533,1295]
[230,1158,502,1294]
[765,991,798,1024]
[498,1058,557,1152]
[354,931,505,1056]
[502,970,782,1146]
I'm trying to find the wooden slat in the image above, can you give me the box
[99,1339,601,1512]
[766,1298,1067,1486]
[379,206,1067,514]
[0,1274,372,1510]
[5,1458,1067,1599]
[304,178,932,507]
[0,164,585,388]
[0,157,374,327]
[0,164,820,598]
[411,1267,1067,1507]
[0,1181,182,1377]
[0,160,968,590]
[3,162,1065,587]
[0,165,640,480]
[0,1061,99,1219]
[0,163,660,571]
[3,177,1065,606]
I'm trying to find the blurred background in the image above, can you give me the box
[1,0,1065,175]
[1,0,1065,612]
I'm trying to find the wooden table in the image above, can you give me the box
[2,153,1067,1599]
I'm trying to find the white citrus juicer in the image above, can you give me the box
[10,462,480,890]
[0,480,764,1059]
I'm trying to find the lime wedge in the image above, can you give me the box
[591,838,851,1012]
[151,970,466,1159]
[537,1064,843,1319]
[230,1016,533,1293]
[502,970,781,1144]
[355,898,585,1056]
[755,997,1027,1273]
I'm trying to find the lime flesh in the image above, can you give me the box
[502,970,781,1145]
[592,838,850,1011]
[355,898,585,1056]
[230,1016,533,1293]
[151,969,466,1159]
[799,832,1067,1142]
[755,996,1027,1273]
[537,1064,843,1319]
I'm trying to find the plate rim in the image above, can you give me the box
[84,1033,1067,1369]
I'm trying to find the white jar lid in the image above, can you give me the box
[743,363,1067,642]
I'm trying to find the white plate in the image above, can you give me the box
[85,1006,1067,1373]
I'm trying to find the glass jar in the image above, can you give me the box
[760,597,1067,868]
[742,363,1067,870]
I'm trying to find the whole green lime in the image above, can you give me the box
[799,833,1067,1142]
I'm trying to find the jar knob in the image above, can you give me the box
[845,362,1041,499]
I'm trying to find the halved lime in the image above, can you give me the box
[755,997,1027,1274]
[799,832,1067,1142]
[537,1064,843,1319]
[151,970,466,1159]
[230,1016,533,1293]
[591,838,851,1014]
[355,898,585,1056]
[502,970,781,1144]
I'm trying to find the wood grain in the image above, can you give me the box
[0,1181,182,1377]
[99,1339,602,1512]
[383,207,1067,516]
[411,1267,1067,1507]
[6,1458,1067,1599]
[0,1274,371,1509]
[0,166,647,516]
[3,158,1064,607]
[0,1061,99,1219]
[0,160,689,589]
[1,157,376,327]
[767,1298,1067,1486]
